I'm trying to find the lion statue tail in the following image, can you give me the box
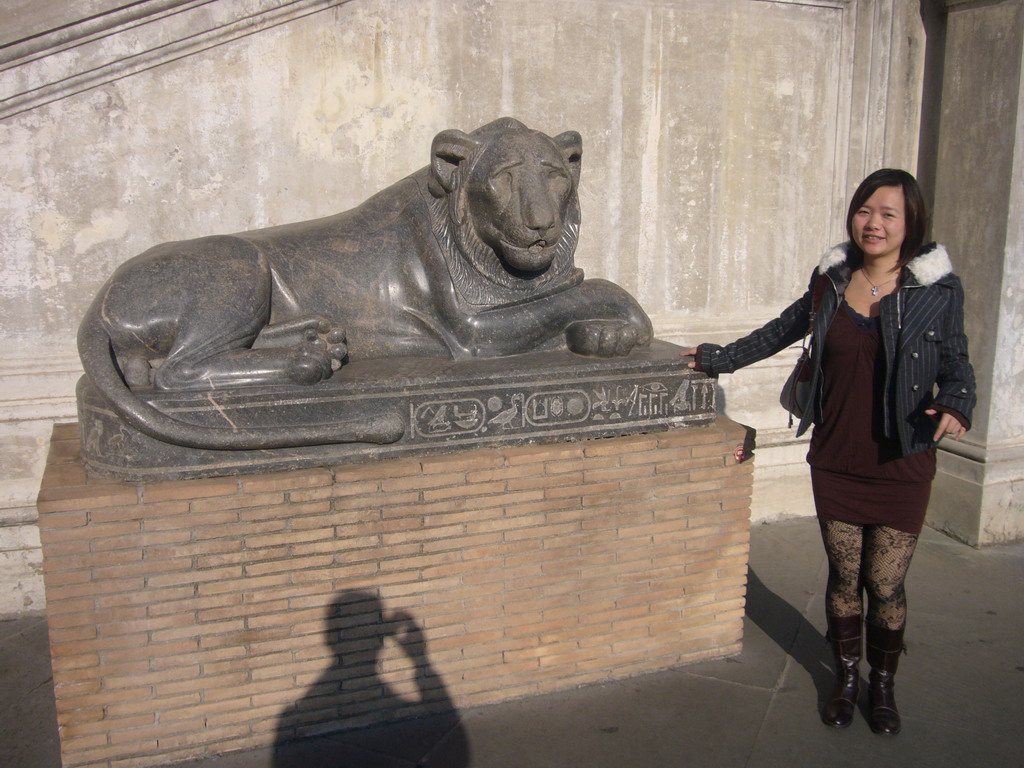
[76,314,405,450]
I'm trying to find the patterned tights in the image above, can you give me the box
[818,519,919,630]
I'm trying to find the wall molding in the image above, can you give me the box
[938,438,1024,483]
[751,0,849,7]
[943,0,1017,11]
[0,346,80,422]
[0,0,351,120]
[2,1,197,64]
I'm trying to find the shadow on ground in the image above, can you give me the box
[746,567,833,706]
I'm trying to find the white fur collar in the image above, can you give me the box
[817,243,851,273]
[906,244,953,285]
[817,241,953,286]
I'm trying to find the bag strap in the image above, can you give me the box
[799,274,828,348]
[809,273,827,326]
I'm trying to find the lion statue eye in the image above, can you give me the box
[489,170,514,205]
[547,170,570,198]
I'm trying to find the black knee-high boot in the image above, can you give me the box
[866,623,905,735]
[822,613,862,728]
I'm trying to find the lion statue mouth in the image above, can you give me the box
[502,239,557,272]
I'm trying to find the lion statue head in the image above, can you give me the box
[427,117,584,306]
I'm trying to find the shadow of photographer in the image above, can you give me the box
[273,589,469,767]
[745,568,834,708]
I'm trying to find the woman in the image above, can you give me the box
[682,169,975,734]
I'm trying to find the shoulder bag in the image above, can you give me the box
[779,276,827,427]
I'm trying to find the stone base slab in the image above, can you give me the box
[77,340,714,482]
[38,418,753,768]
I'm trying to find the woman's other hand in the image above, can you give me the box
[680,347,698,369]
[926,408,966,442]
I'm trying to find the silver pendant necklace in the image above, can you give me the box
[862,270,897,296]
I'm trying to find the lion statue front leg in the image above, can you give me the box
[565,319,643,357]
[558,278,653,357]
[446,277,652,359]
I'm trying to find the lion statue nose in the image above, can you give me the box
[527,220,559,245]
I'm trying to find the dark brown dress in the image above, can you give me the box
[806,301,935,535]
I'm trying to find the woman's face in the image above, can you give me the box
[851,185,906,263]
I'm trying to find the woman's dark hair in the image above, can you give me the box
[845,168,928,269]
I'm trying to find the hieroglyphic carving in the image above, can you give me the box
[670,378,713,414]
[526,390,589,427]
[412,399,487,437]
[409,374,711,442]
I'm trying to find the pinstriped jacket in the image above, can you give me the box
[695,242,976,457]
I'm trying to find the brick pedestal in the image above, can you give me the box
[37,419,753,768]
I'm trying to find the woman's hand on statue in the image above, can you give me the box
[680,347,698,369]
[925,408,966,442]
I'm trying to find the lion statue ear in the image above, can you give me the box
[552,130,583,188]
[429,129,483,196]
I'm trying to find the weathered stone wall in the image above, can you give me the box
[38,420,752,767]
[0,0,933,612]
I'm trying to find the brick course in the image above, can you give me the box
[38,419,753,767]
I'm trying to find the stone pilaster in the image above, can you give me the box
[929,0,1024,545]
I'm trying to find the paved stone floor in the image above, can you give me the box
[3,517,1022,767]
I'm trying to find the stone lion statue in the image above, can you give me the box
[78,117,653,450]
